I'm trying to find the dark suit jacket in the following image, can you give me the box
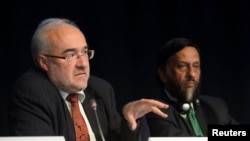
[9,68,146,141]
[146,90,239,137]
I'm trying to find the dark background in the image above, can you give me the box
[1,0,250,135]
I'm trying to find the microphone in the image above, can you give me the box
[181,103,190,112]
[90,99,106,141]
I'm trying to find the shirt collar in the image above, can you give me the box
[60,90,86,103]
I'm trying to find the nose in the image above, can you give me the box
[187,67,197,78]
[76,55,89,67]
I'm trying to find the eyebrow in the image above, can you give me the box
[62,45,89,54]
[177,61,200,65]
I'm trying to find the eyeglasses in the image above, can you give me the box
[43,50,95,61]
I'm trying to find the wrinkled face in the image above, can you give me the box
[38,24,90,93]
[159,47,201,102]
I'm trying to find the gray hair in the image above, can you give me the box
[31,18,79,68]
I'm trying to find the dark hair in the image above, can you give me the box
[158,37,200,70]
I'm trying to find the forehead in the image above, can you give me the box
[47,24,87,51]
[174,46,200,61]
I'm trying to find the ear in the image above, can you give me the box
[38,54,49,71]
[158,67,167,83]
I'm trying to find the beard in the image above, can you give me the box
[165,76,200,103]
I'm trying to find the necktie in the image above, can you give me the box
[67,93,89,141]
[187,106,204,136]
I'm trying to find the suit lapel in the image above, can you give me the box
[83,89,105,141]
[60,94,76,141]
[195,105,208,136]
[178,113,196,135]
[82,91,98,133]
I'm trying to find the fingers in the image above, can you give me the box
[122,98,169,131]
[151,106,168,118]
[137,99,168,118]
[140,98,169,109]
[125,115,137,131]
[123,104,138,131]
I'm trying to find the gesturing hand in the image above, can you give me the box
[122,98,169,131]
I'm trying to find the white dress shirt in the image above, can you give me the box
[60,90,96,141]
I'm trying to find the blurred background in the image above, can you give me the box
[1,0,250,135]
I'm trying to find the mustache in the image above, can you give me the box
[184,79,198,84]
[74,67,87,74]
[76,67,86,72]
